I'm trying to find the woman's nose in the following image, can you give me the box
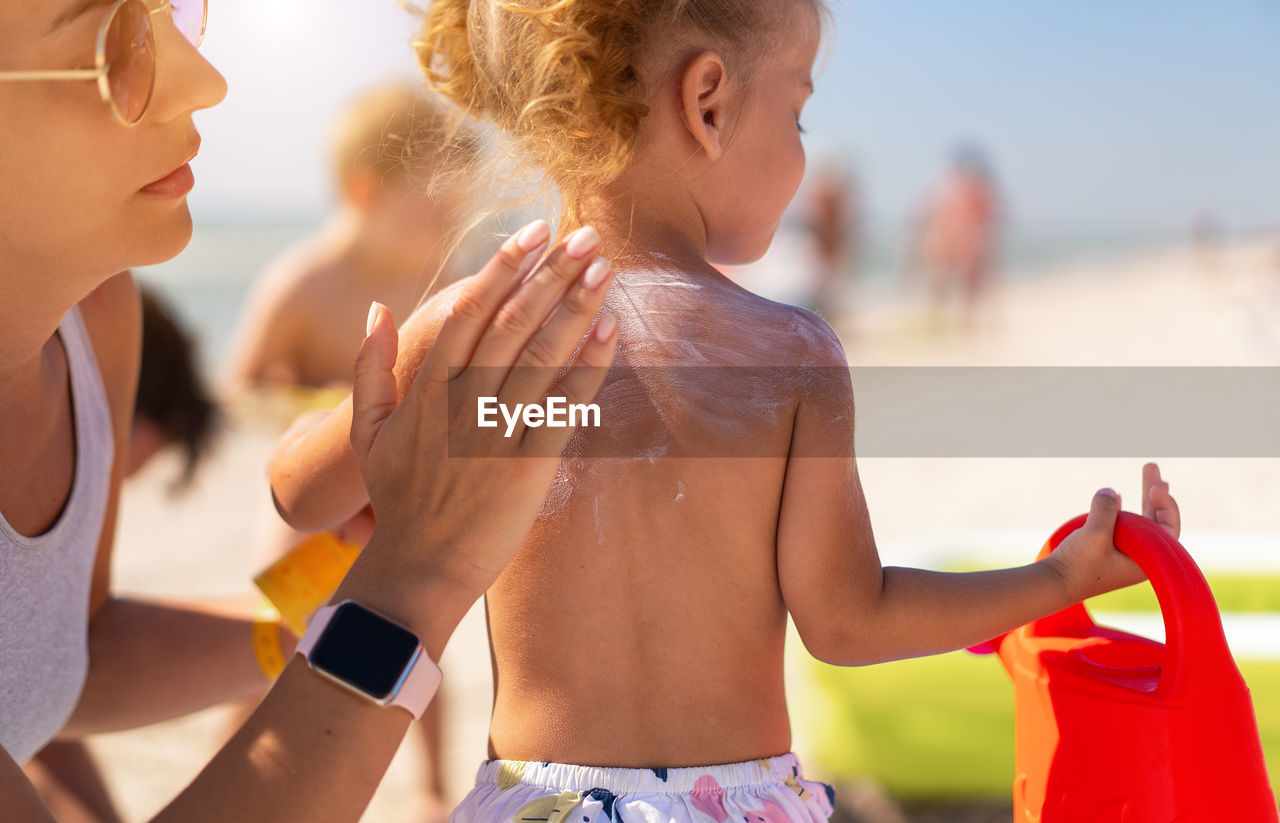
[144,11,227,124]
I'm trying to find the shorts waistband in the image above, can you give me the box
[474,753,807,795]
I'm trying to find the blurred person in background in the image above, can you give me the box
[223,82,481,396]
[804,163,859,321]
[25,285,220,823]
[912,144,1000,333]
[128,286,222,486]
[220,82,483,821]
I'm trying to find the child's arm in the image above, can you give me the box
[776,335,1180,667]
[221,264,308,393]
[267,284,459,532]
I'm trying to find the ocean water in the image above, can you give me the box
[136,220,1182,376]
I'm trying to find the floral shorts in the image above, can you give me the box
[450,753,835,823]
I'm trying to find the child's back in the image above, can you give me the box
[488,257,842,766]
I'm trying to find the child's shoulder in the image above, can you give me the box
[239,240,351,331]
[773,303,849,368]
[716,277,849,368]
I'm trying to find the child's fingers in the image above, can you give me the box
[468,227,603,374]
[1141,462,1162,519]
[424,220,550,382]
[1150,482,1180,539]
[1083,488,1121,541]
[521,314,619,454]
[499,257,613,409]
[350,303,400,462]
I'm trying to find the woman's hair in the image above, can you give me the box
[330,81,482,197]
[413,0,822,226]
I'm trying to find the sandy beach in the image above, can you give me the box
[86,237,1280,821]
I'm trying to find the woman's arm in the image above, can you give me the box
[64,596,286,735]
[775,326,1180,666]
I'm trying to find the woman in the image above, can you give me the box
[0,0,617,816]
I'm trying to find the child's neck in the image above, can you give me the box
[578,190,715,276]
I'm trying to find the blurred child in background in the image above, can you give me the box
[223,82,481,395]
[914,145,1000,332]
[222,82,481,821]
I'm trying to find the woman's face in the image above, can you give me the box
[0,0,226,300]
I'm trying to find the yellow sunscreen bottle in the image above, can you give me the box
[254,533,362,636]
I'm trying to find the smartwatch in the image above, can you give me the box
[296,600,441,719]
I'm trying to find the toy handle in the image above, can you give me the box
[1032,511,1232,698]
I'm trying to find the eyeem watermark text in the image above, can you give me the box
[477,396,601,438]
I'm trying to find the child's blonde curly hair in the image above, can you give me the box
[413,0,823,227]
[331,82,482,201]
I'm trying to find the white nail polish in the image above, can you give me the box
[366,302,379,336]
[515,219,551,253]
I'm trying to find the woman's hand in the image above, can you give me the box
[345,221,616,604]
[1044,462,1182,603]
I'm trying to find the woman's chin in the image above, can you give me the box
[131,207,195,266]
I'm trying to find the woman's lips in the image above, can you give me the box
[140,162,195,198]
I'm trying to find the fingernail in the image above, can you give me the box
[516,240,548,281]
[1099,487,1117,499]
[365,301,381,336]
[594,313,617,342]
[566,226,601,259]
[515,219,550,253]
[583,257,612,289]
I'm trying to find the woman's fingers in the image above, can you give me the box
[423,219,550,382]
[350,302,400,462]
[467,227,603,377]
[498,256,614,408]
[522,313,619,453]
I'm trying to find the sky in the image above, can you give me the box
[188,0,1279,236]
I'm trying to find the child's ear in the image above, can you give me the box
[341,170,379,212]
[680,52,730,162]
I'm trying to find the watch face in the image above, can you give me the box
[309,603,420,700]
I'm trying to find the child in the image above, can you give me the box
[268,2,1181,822]
[223,83,483,820]
[223,82,481,393]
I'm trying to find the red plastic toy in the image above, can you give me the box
[992,512,1278,822]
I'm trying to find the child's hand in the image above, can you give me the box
[1044,488,1143,603]
[1044,462,1181,603]
[1141,461,1180,540]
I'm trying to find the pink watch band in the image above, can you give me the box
[298,604,442,720]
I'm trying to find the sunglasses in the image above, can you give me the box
[0,0,207,127]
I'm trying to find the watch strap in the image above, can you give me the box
[296,602,441,720]
[296,604,337,658]
[390,647,443,720]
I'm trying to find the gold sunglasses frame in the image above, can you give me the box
[0,0,206,127]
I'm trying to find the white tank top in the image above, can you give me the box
[0,305,114,765]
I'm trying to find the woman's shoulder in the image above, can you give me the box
[76,271,142,431]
